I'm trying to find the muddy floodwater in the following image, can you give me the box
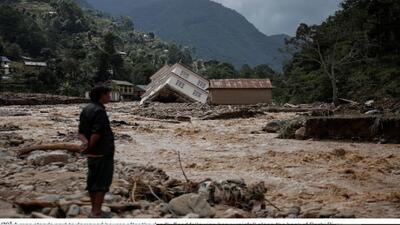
[1,102,400,218]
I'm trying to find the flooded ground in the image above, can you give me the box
[1,102,400,217]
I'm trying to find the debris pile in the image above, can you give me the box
[0,146,276,218]
[134,102,332,121]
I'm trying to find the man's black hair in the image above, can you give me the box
[89,86,111,102]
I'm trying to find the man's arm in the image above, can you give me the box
[88,133,101,151]
[78,111,89,153]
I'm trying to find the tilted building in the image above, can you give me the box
[140,63,209,104]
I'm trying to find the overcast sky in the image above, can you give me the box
[211,0,342,36]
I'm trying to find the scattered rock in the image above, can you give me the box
[262,121,286,133]
[66,204,80,217]
[0,123,21,132]
[295,127,306,140]
[36,195,63,204]
[287,206,301,217]
[184,213,200,218]
[48,207,61,218]
[278,119,304,139]
[221,208,249,218]
[365,100,375,107]
[27,151,69,166]
[169,193,216,218]
[254,209,274,218]
[284,103,299,108]
[79,206,91,216]
[111,120,130,126]
[332,148,346,157]
[42,207,52,215]
[18,184,35,192]
[335,210,355,218]
[318,208,339,218]
[364,109,381,115]
[0,132,24,147]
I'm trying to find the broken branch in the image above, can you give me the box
[177,151,189,183]
[265,198,281,211]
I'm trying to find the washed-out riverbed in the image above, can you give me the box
[1,102,400,218]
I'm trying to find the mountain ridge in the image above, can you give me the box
[85,0,289,71]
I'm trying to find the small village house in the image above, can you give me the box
[208,79,273,105]
[24,61,47,67]
[104,80,135,101]
[140,63,209,104]
[0,56,11,76]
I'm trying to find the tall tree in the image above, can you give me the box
[286,20,367,105]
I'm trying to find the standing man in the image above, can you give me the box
[78,86,115,218]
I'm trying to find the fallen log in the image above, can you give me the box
[16,143,81,157]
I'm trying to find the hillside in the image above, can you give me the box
[85,0,288,71]
[0,0,194,95]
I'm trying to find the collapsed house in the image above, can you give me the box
[140,63,209,104]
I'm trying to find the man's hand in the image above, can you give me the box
[78,134,89,153]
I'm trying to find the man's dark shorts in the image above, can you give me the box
[86,155,114,193]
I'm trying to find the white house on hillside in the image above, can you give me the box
[0,56,11,75]
[140,63,209,104]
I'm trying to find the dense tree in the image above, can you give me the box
[0,5,47,56]
[50,0,89,34]
[282,0,400,104]
[204,62,238,79]
[94,32,124,82]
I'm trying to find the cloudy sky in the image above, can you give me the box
[211,0,342,36]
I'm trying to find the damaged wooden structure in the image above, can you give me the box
[140,63,209,105]
[208,79,273,105]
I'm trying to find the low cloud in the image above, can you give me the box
[212,0,342,35]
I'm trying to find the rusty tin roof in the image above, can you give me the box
[209,79,272,89]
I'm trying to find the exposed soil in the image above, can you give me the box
[1,102,400,218]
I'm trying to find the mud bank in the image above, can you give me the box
[0,92,88,106]
[304,116,400,143]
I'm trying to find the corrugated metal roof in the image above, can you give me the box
[136,85,147,91]
[0,56,11,62]
[209,79,272,89]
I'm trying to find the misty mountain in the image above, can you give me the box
[85,0,289,71]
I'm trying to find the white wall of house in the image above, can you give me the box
[1,62,9,75]
[171,67,209,91]
[166,74,208,103]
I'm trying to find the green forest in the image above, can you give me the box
[0,0,399,104]
[280,0,400,104]
[0,0,194,95]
